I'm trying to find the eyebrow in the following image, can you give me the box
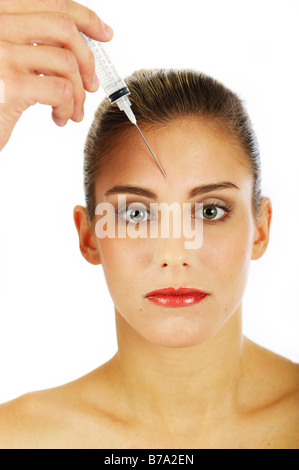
[104,181,239,200]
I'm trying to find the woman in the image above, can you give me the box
[0,1,298,449]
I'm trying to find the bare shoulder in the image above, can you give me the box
[0,365,113,449]
[242,337,299,448]
[244,336,299,394]
[0,391,49,448]
[0,385,79,449]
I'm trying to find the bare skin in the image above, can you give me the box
[0,337,298,449]
[1,119,298,449]
[0,0,113,150]
[0,0,298,450]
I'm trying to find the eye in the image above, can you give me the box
[203,205,225,221]
[193,202,232,224]
[119,206,151,224]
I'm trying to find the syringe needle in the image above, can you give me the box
[135,124,167,179]
[80,33,166,178]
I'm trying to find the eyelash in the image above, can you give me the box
[117,201,233,225]
[195,200,233,225]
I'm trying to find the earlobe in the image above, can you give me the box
[251,197,272,260]
[73,205,101,266]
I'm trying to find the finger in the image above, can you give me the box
[0,11,102,92]
[0,0,114,42]
[40,75,75,126]
[9,73,75,125]
[9,43,86,122]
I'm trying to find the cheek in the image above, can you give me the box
[200,217,254,290]
[97,237,147,288]
[97,237,154,317]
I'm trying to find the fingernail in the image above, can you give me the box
[91,73,99,90]
[57,118,67,127]
[101,20,113,39]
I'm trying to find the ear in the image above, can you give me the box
[251,197,272,260]
[73,205,101,265]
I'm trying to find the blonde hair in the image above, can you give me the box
[83,68,263,228]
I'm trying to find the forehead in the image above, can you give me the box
[95,118,252,201]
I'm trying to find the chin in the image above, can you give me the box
[144,321,216,349]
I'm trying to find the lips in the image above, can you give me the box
[145,287,208,308]
[146,287,207,296]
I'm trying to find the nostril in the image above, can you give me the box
[161,262,189,268]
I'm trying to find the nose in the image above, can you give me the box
[153,236,194,271]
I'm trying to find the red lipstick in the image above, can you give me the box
[145,287,208,308]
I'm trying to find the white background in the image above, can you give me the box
[0,0,298,404]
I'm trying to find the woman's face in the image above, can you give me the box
[78,118,269,348]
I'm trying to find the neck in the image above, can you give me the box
[108,304,248,434]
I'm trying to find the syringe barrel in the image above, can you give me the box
[80,32,130,103]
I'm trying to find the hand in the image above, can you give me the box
[0,0,113,151]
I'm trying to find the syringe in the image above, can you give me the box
[80,32,167,179]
